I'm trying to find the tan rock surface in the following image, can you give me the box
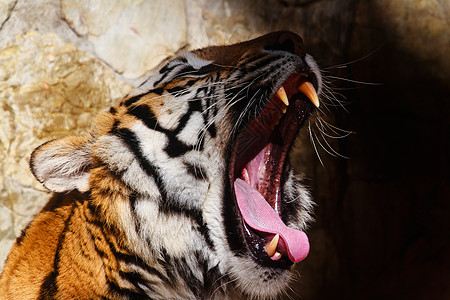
[62,0,188,79]
[0,0,16,27]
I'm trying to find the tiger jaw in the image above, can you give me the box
[228,73,319,269]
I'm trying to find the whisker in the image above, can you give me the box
[320,81,350,112]
[308,123,324,167]
[315,121,352,139]
[211,275,239,298]
[315,129,350,159]
[318,117,353,134]
[323,44,385,70]
[326,75,382,86]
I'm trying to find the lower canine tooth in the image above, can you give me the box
[265,234,280,257]
[241,168,250,183]
[271,252,282,261]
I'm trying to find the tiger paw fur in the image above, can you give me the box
[0,31,321,299]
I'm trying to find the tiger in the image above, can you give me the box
[0,31,321,299]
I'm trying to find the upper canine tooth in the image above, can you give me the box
[298,81,320,108]
[265,234,280,257]
[276,86,289,106]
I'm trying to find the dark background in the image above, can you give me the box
[296,2,449,300]
[226,0,450,299]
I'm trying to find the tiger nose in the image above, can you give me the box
[264,31,305,57]
[278,32,304,57]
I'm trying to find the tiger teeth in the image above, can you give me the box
[298,81,320,108]
[271,251,282,261]
[265,234,280,257]
[276,86,289,106]
[241,167,250,183]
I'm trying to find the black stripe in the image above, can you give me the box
[173,98,202,135]
[124,88,164,107]
[238,52,266,66]
[164,135,193,157]
[158,199,202,221]
[111,127,164,183]
[173,256,202,298]
[127,105,194,157]
[202,83,218,138]
[110,120,120,133]
[85,201,106,230]
[157,250,202,298]
[153,62,180,87]
[225,82,266,115]
[195,64,220,76]
[222,175,246,256]
[158,201,214,250]
[199,221,215,250]
[38,202,77,299]
[184,162,208,181]
[127,105,159,129]
[242,53,276,73]
[203,263,223,297]
[158,62,179,76]
[109,107,117,115]
[171,65,196,80]
[16,221,31,246]
[115,253,171,287]
[125,95,143,107]
[129,193,141,234]
[107,279,147,300]
[150,87,164,96]
[186,79,197,87]
[157,249,177,283]
[166,85,189,96]
[118,270,157,295]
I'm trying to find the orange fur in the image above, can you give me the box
[1,192,107,298]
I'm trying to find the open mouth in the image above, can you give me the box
[229,73,319,268]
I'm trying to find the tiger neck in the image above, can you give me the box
[89,164,221,269]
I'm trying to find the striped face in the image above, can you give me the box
[31,31,321,298]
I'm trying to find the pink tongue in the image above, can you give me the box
[234,178,309,262]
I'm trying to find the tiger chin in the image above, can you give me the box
[0,31,321,299]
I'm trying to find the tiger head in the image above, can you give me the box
[30,31,321,298]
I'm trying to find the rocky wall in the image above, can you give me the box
[0,1,448,299]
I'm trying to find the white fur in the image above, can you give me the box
[32,140,92,192]
[176,111,204,145]
[305,53,322,94]
[180,52,213,70]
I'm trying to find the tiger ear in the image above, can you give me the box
[30,135,93,193]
